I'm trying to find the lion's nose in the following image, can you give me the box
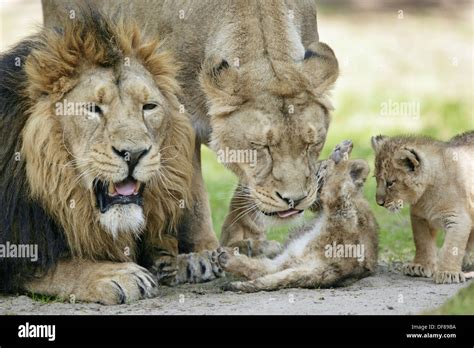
[112,146,150,174]
[376,196,385,206]
[275,191,308,207]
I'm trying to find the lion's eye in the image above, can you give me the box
[143,103,158,111]
[386,180,395,188]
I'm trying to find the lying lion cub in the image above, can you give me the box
[216,141,379,292]
[371,132,474,284]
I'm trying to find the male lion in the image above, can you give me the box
[371,132,474,284]
[0,10,223,304]
[216,140,378,292]
[43,0,339,258]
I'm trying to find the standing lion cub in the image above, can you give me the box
[371,131,474,284]
[216,141,378,292]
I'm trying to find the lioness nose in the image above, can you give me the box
[376,197,385,206]
[276,191,307,207]
[112,146,150,173]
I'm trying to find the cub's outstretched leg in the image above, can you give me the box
[403,214,438,278]
[222,265,344,293]
[24,259,157,305]
[217,247,277,280]
[435,214,471,284]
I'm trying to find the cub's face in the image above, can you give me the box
[314,141,369,210]
[57,60,172,235]
[371,136,425,212]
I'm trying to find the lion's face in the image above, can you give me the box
[201,42,338,222]
[22,18,193,246]
[371,136,425,212]
[58,60,174,235]
[211,93,327,220]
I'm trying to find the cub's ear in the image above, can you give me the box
[393,148,420,172]
[199,56,244,116]
[349,159,369,187]
[302,42,339,98]
[371,135,387,152]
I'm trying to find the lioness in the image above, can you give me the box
[43,0,339,257]
[216,140,378,292]
[0,9,223,304]
[371,132,474,284]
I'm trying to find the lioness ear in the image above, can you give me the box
[302,42,339,98]
[349,160,369,187]
[394,148,420,172]
[199,56,244,116]
[371,135,387,152]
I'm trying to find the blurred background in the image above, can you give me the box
[1,0,473,311]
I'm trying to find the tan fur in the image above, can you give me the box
[216,141,379,292]
[17,12,203,303]
[371,132,474,284]
[42,0,338,257]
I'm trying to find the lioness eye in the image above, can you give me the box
[143,103,158,111]
[386,180,395,188]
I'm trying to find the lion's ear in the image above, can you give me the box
[393,148,420,173]
[199,56,244,117]
[302,42,339,98]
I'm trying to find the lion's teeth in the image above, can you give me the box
[108,182,116,195]
[134,182,141,194]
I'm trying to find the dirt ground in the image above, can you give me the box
[0,264,471,315]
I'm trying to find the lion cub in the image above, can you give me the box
[216,141,378,292]
[371,131,474,284]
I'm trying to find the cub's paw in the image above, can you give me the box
[85,263,158,305]
[402,263,435,278]
[259,240,283,258]
[330,140,353,164]
[151,255,178,285]
[434,271,466,284]
[215,247,232,270]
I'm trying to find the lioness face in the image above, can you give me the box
[211,94,328,220]
[202,42,339,223]
[58,60,171,235]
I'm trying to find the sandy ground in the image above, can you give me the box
[0,264,471,315]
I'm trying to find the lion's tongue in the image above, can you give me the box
[114,181,136,196]
[277,209,301,218]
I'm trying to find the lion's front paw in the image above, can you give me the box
[85,263,158,305]
[434,271,466,284]
[402,263,435,278]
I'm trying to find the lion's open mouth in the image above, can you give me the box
[93,177,145,213]
[261,208,304,219]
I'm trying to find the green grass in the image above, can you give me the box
[28,293,62,304]
[429,283,474,315]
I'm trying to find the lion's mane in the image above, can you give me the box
[0,8,194,291]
